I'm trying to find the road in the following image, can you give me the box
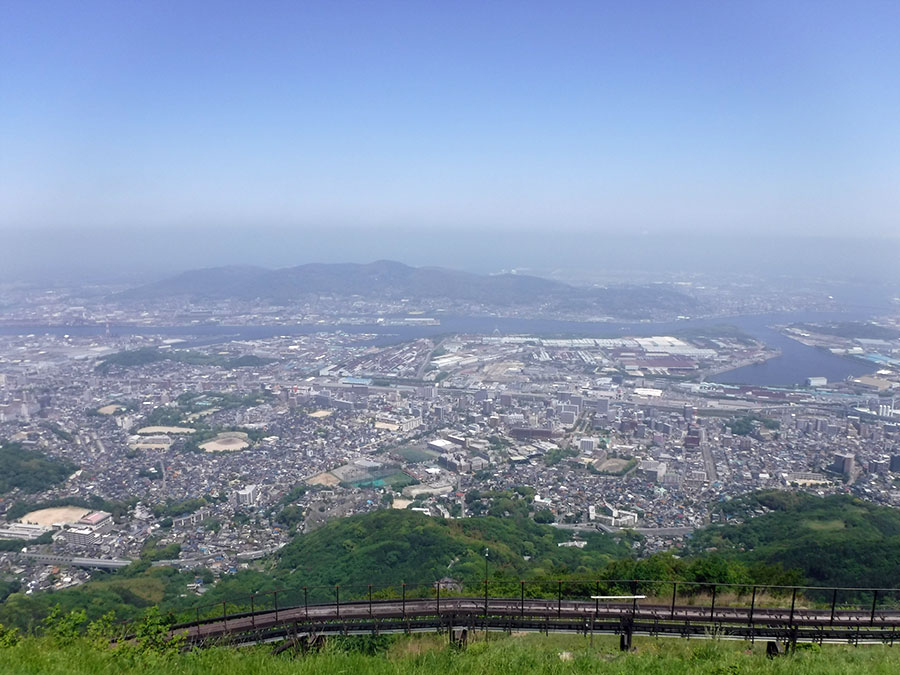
[415,340,441,379]
[701,444,718,483]
[553,523,695,536]
[20,552,132,569]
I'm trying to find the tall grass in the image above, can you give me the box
[2,632,900,675]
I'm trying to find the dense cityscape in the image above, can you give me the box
[4,2,900,671]
[1,277,898,599]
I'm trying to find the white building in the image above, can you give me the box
[236,485,259,506]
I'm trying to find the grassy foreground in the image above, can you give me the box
[2,633,900,675]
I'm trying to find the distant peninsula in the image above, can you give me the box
[115,260,697,318]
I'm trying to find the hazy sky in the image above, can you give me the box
[2,0,899,239]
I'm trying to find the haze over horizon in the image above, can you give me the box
[2,229,900,288]
[2,0,900,265]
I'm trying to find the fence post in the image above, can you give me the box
[222,601,227,630]
[196,607,200,626]
[304,586,308,619]
[558,580,562,617]
[631,580,638,618]
[402,583,406,619]
[336,585,340,619]
[484,580,488,618]
[710,584,717,621]
[870,590,878,626]
[369,584,373,616]
[789,587,800,653]
[436,580,441,616]
[597,580,601,616]
[274,591,279,623]
[830,588,837,625]
[521,581,525,617]
[749,586,756,626]
[789,587,797,628]
[250,594,255,628]
[670,582,677,620]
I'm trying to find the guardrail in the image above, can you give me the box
[115,578,900,651]
[180,578,900,625]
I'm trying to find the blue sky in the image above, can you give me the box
[2,0,899,237]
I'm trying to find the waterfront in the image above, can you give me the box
[0,311,877,387]
[708,322,873,387]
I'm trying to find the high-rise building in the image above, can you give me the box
[236,485,259,506]
[831,452,855,477]
[869,457,890,475]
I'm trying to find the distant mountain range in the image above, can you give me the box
[116,260,697,316]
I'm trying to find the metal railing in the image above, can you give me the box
[145,577,900,639]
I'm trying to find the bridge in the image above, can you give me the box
[148,579,900,652]
[19,552,133,569]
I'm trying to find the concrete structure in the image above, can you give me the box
[579,437,598,453]
[173,508,211,528]
[831,452,856,478]
[0,522,51,541]
[236,485,259,506]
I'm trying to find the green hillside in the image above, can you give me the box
[0,565,196,633]
[193,510,635,609]
[95,347,275,373]
[0,443,78,495]
[688,491,900,590]
[277,509,628,588]
[0,511,631,629]
[4,494,900,633]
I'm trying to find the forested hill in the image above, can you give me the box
[0,511,632,629]
[115,260,697,316]
[687,490,900,589]
[0,442,78,496]
[276,509,629,589]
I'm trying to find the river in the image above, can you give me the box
[0,311,878,387]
